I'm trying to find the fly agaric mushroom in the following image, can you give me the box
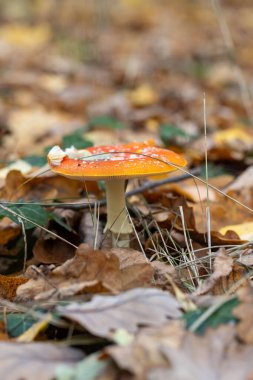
[47,141,186,247]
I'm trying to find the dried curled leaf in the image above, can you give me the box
[16,244,154,301]
[108,324,253,380]
[0,342,83,380]
[0,275,28,300]
[194,249,247,296]
[233,287,253,344]
[57,288,182,339]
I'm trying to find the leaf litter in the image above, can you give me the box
[0,342,83,380]
[1,0,253,379]
[16,244,154,301]
[57,288,182,339]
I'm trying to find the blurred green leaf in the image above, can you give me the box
[0,204,49,230]
[0,203,75,232]
[89,115,124,129]
[160,124,190,144]
[183,297,239,335]
[44,145,54,155]
[200,162,228,178]
[44,127,92,153]
[62,132,93,150]
[186,61,210,79]
[3,314,38,338]
[23,155,47,167]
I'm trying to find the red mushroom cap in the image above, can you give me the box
[47,141,187,180]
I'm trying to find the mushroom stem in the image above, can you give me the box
[104,179,133,247]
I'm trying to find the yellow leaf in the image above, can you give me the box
[121,0,145,6]
[39,74,68,93]
[214,127,252,146]
[0,160,32,179]
[6,107,71,154]
[165,273,196,312]
[145,118,159,132]
[128,83,158,107]
[220,222,253,241]
[0,24,51,49]
[17,314,52,343]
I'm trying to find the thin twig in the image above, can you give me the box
[1,168,201,210]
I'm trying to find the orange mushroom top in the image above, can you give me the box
[47,141,187,181]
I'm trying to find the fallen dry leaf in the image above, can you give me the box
[5,106,74,155]
[57,288,182,339]
[194,248,233,296]
[0,159,32,179]
[157,194,245,246]
[16,244,154,301]
[106,247,154,290]
[108,324,253,380]
[128,83,158,107]
[214,127,253,152]
[32,228,79,264]
[151,260,183,292]
[194,248,247,296]
[17,315,53,343]
[0,274,28,300]
[148,325,253,380]
[2,1,253,377]
[0,342,83,380]
[0,217,21,246]
[220,221,253,241]
[107,321,184,377]
[160,174,234,203]
[0,169,100,202]
[192,189,253,238]
[0,23,51,50]
[107,247,147,268]
[233,287,253,344]
[226,166,253,192]
[211,263,248,296]
[162,183,217,203]
[237,249,253,267]
[0,321,10,341]
[191,128,253,162]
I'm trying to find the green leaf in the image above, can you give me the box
[200,162,228,179]
[62,132,93,150]
[23,155,47,167]
[44,145,54,154]
[89,115,124,129]
[0,204,49,230]
[0,203,77,232]
[183,308,203,330]
[186,61,209,79]
[160,123,191,144]
[3,314,38,337]
[183,297,239,335]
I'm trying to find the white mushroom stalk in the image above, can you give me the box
[104,179,133,247]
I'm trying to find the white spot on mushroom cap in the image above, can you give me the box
[48,146,66,166]
[65,146,92,159]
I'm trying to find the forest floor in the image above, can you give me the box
[1,1,253,379]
